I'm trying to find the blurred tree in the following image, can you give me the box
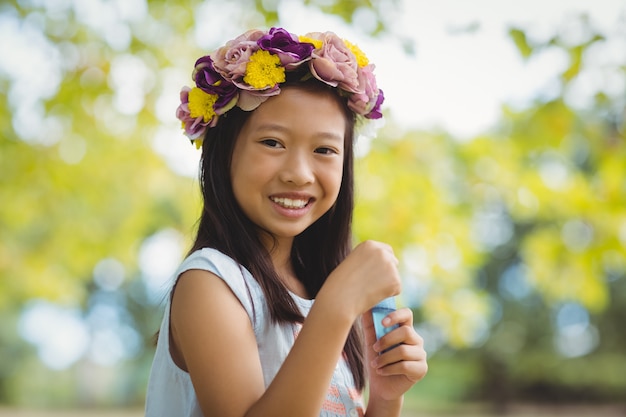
[468,21,626,410]
[0,0,406,406]
[355,15,626,412]
[1,0,625,411]
[0,0,403,310]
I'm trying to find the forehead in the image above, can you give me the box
[241,86,347,140]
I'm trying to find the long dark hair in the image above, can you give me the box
[188,80,365,390]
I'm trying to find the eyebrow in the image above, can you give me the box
[255,123,344,142]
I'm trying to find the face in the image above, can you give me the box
[230,87,346,247]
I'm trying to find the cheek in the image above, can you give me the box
[322,161,344,199]
[231,147,268,185]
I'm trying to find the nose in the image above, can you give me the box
[279,150,315,186]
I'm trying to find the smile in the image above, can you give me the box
[270,196,310,209]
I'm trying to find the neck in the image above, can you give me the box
[261,233,309,299]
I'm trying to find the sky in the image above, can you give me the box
[278,0,626,138]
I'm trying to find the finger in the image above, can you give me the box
[382,307,414,328]
[374,355,429,382]
[373,324,424,354]
[375,241,399,265]
[371,342,428,377]
[373,343,426,369]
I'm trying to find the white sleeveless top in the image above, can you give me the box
[144,248,364,417]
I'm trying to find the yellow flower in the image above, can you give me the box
[243,50,285,89]
[299,35,323,49]
[188,87,218,123]
[344,40,369,67]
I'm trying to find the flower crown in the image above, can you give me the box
[176,27,384,147]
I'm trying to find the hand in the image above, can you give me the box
[322,240,402,317]
[362,307,428,402]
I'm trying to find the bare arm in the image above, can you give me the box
[170,270,265,416]
[171,241,403,417]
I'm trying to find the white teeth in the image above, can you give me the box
[271,197,308,209]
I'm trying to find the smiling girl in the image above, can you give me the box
[145,27,427,417]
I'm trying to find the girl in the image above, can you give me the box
[145,27,428,417]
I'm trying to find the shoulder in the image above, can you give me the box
[177,248,254,295]
[172,268,248,327]
[178,247,246,278]
[173,248,265,332]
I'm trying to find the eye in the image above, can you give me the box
[260,139,283,148]
[314,147,339,155]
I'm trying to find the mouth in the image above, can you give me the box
[270,196,311,209]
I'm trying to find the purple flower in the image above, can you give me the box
[365,89,384,119]
[307,31,360,93]
[193,55,239,112]
[212,29,265,84]
[257,27,314,68]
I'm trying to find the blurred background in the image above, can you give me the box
[1,0,625,416]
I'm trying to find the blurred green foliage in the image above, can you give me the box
[0,0,625,412]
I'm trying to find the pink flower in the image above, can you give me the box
[212,29,265,86]
[237,90,273,111]
[176,86,217,140]
[307,32,360,93]
[348,64,384,118]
